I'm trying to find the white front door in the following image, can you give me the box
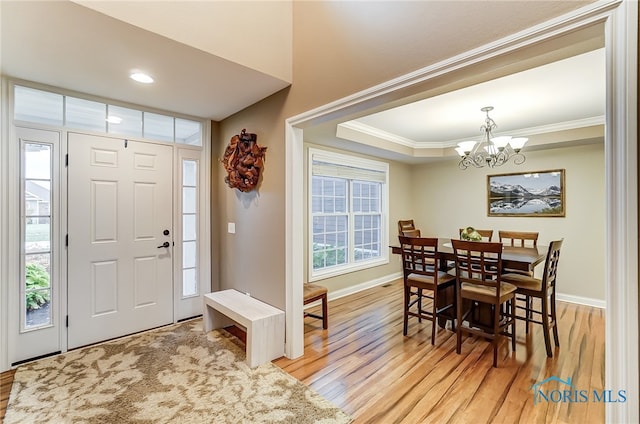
[67,133,173,348]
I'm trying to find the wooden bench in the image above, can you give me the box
[203,289,285,368]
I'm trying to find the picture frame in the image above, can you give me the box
[487,169,565,217]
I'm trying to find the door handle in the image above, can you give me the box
[157,241,170,248]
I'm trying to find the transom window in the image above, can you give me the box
[309,149,388,280]
[13,85,202,145]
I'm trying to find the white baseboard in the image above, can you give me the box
[328,272,403,301]
[303,276,606,311]
[304,272,402,309]
[556,293,606,309]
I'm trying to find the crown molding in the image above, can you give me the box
[338,115,606,153]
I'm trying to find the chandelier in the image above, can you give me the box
[455,106,527,170]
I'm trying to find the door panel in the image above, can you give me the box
[92,260,118,314]
[68,133,173,348]
[92,180,118,242]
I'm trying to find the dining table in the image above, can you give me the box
[391,237,548,329]
[390,238,547,274]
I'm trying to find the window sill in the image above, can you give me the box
[309,257,389,282]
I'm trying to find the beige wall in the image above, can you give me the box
[297,142,605,302]
[215,1,592,309]
[216,89,290,308]
[412,143,605,302]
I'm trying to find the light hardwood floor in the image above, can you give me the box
[0,369,15,423]
[274,279,605,424]
[0,279,605,423]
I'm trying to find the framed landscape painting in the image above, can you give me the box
[487,169,565,217]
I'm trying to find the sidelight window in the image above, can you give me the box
[22,142,53,330]
[182,159,199,297]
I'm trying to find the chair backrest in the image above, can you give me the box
[541,239,563,292]
[398,219,416,235]
[401,229,421,237]
[499,230,539,247]
[398,235,438,279]
[458,228,494,241]
[451,239,503,296]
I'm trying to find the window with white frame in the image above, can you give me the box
[13,85,203,145]
[182,159,199,297]
[309,149,388,280]
[22,142,53,330]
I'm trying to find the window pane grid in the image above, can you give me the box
[352,181,381,213]
[312,214,348,270]
[311,166,385,274]
[354,214,381,261]
[182,159,198,298]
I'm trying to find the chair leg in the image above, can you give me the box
[511,297,516,351]
[451,285,457,332]
[403,285,410,336]
[551,291,560,347]
[431,289,437,345]
[541,295,553,357]
[321,293,328,329]
[456,291,463,355]
[493,304,500,368]
[417,288,423,323]
[525,295,531,334]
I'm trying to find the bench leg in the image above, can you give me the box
[246,326,257,368]
[203,302,232,333]
[203,303,215,332]
[246,316,285,368]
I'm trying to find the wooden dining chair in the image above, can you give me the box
[398,219,416,235]
[499,230,538,248]
[458,228,494,241]
[303,283,328,329]
[399,235,456,344]
[501,239,563,357]
[401,228,421,237]
[451,239,517,367]
[451,228,494,271]
[498,230,540,333]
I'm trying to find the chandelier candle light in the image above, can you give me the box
[455,106,528,170]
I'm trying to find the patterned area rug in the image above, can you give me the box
[5,319,351,423]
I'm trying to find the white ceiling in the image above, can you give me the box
[0,0,605,161]
[306,48,606,164]
[0,1,290,120]
[349,49,604,145]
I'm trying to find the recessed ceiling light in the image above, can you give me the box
[130,72,154,84]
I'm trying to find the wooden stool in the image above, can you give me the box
[303,283,328,329]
